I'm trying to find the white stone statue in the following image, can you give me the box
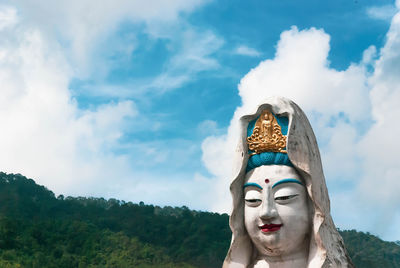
[223,97,354,268]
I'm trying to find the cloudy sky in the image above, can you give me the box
[1,0,400,241]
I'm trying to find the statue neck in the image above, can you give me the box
[253,239,309,268]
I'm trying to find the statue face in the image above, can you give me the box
[243,165,310,258]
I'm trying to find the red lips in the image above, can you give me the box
[259,223,283,233]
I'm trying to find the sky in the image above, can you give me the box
[0,0,400,241]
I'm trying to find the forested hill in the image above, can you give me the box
[0,172,399,267]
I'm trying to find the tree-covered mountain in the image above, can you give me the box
[0,172,399,267]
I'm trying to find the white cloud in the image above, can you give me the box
[0,9,137,196]
[9,0,221,97]
[201,21,400,240]
[0,1,221,211]
[82,27,225,96]
[150,29,224,92]
[367,4,397,21]
[355,11,400,239]
[235,45,261,57]
[115,172,215,210]
[10,0,208,75]
[237,27,371,123]
[197,120,218,136]
[0,5,17,31]
[322,122,361,181]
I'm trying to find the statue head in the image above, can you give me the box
[243,165,310,264]
[223,97,353,268]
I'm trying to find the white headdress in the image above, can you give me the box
[223,96,353,268]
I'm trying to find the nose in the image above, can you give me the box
[259,194,278,220]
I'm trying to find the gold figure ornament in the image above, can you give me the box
[246,110,287,156]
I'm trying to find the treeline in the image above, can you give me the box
[0,172,399,267]
[341,229,400,267]
[0,172,228,267]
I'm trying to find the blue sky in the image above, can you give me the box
[1,0,400,241]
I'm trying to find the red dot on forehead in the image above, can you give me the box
[265,179,270,184]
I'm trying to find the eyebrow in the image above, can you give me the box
[243,182,263,190]
[272,178,303,189]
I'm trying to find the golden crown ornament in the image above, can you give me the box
[246,110,287,156]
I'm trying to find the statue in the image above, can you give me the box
[223,97,354,268]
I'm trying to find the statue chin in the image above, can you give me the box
[244,165,311,267]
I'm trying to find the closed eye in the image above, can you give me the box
[245,199,262,203]
[245,199,262,207]
[275,194,298,201]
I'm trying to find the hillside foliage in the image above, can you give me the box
[0,172,399,267]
